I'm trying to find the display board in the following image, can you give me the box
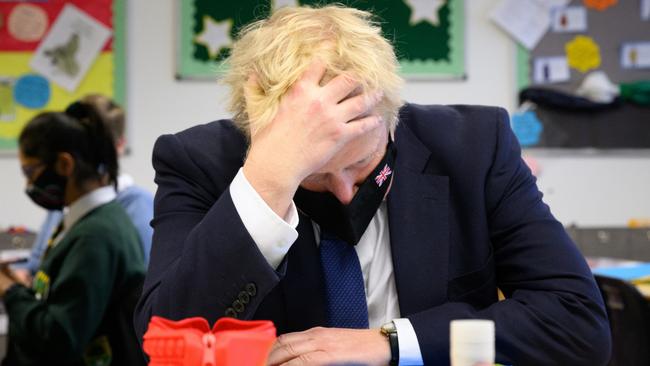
[0,0,126,151]
[177,0,464,80]
[513,0,650,149]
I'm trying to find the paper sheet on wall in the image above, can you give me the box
[642,0,650,20]
[490,0,570,49]
[534,56,570,83]
[621,42,650,69]
[0,78,16,121]
[29,4,111,92]
[551,6,587,32]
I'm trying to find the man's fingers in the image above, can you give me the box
[341,114,383,142]
[300,60,328,85]
[336,90,382,123]
[280,350,330,366]
[267,335,318,366]
[323,73,361,103]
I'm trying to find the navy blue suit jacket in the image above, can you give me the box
[135,104,610,365]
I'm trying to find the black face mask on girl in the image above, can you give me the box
[293,142,396,245]
[25,165,68,211]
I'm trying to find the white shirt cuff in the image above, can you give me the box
[393,318,424,365]
[229,168,299,269]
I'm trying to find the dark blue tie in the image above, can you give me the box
[319,230,369,328]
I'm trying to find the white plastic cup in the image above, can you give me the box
[450,319,495,366]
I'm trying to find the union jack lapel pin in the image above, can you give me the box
[375,164,392,187]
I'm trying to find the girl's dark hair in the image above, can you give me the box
[19,101,119,189]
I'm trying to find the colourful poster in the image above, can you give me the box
[0,0,125,151]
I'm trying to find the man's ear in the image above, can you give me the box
[54,152,75,178]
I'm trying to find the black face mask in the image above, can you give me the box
[294,142,396,245]
[25,165,67,210]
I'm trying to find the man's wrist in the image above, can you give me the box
[242,161,299,217]
[381,321,399,366]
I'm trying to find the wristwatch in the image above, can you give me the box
[380,321,399,366]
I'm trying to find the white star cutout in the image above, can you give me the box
[194,16,232,59]
[273,0,300,10]
[404,0,447,26]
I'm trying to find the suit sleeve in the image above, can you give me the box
[406,108,611,365]
[134,133,283,340]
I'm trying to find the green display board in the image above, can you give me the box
[177,0,464,80]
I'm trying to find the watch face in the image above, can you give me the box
[381,321,397,334]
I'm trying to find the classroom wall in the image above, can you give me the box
[1,0,648,230]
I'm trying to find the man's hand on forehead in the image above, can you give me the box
[289,61,381,123]
[242,60,384,218]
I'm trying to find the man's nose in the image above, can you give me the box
[329,175,358,205]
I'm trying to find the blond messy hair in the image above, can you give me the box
[222,5,403,138]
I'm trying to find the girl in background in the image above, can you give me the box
[12,95,153,287]
[0,102,145,366]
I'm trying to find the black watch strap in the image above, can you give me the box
[388,331,399,366]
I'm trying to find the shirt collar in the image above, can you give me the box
[117,174,134,192]
[64,186,117,230]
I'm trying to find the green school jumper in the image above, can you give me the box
[2,201,146,366]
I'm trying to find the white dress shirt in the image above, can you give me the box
[53,186,117,247]
[230,168,424,365]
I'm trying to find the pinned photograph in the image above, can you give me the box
[551,6,587,33]
[29,4,111,92]
[534,56,570,84]
[621,42,650,69]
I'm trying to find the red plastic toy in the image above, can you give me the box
[143,316,276,366]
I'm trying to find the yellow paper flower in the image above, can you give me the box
[566,35,601,73]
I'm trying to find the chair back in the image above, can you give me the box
[595,275,650,366]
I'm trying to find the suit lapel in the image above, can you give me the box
[388,122,450,316]
[281,214,327,331]
[280,118,451,325]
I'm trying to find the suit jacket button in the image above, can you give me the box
[233,299,245,313]
[225,308,237,318]
[245,283,257,296]
[238,291,250,304]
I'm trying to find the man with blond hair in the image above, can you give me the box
[135,5,610,365]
